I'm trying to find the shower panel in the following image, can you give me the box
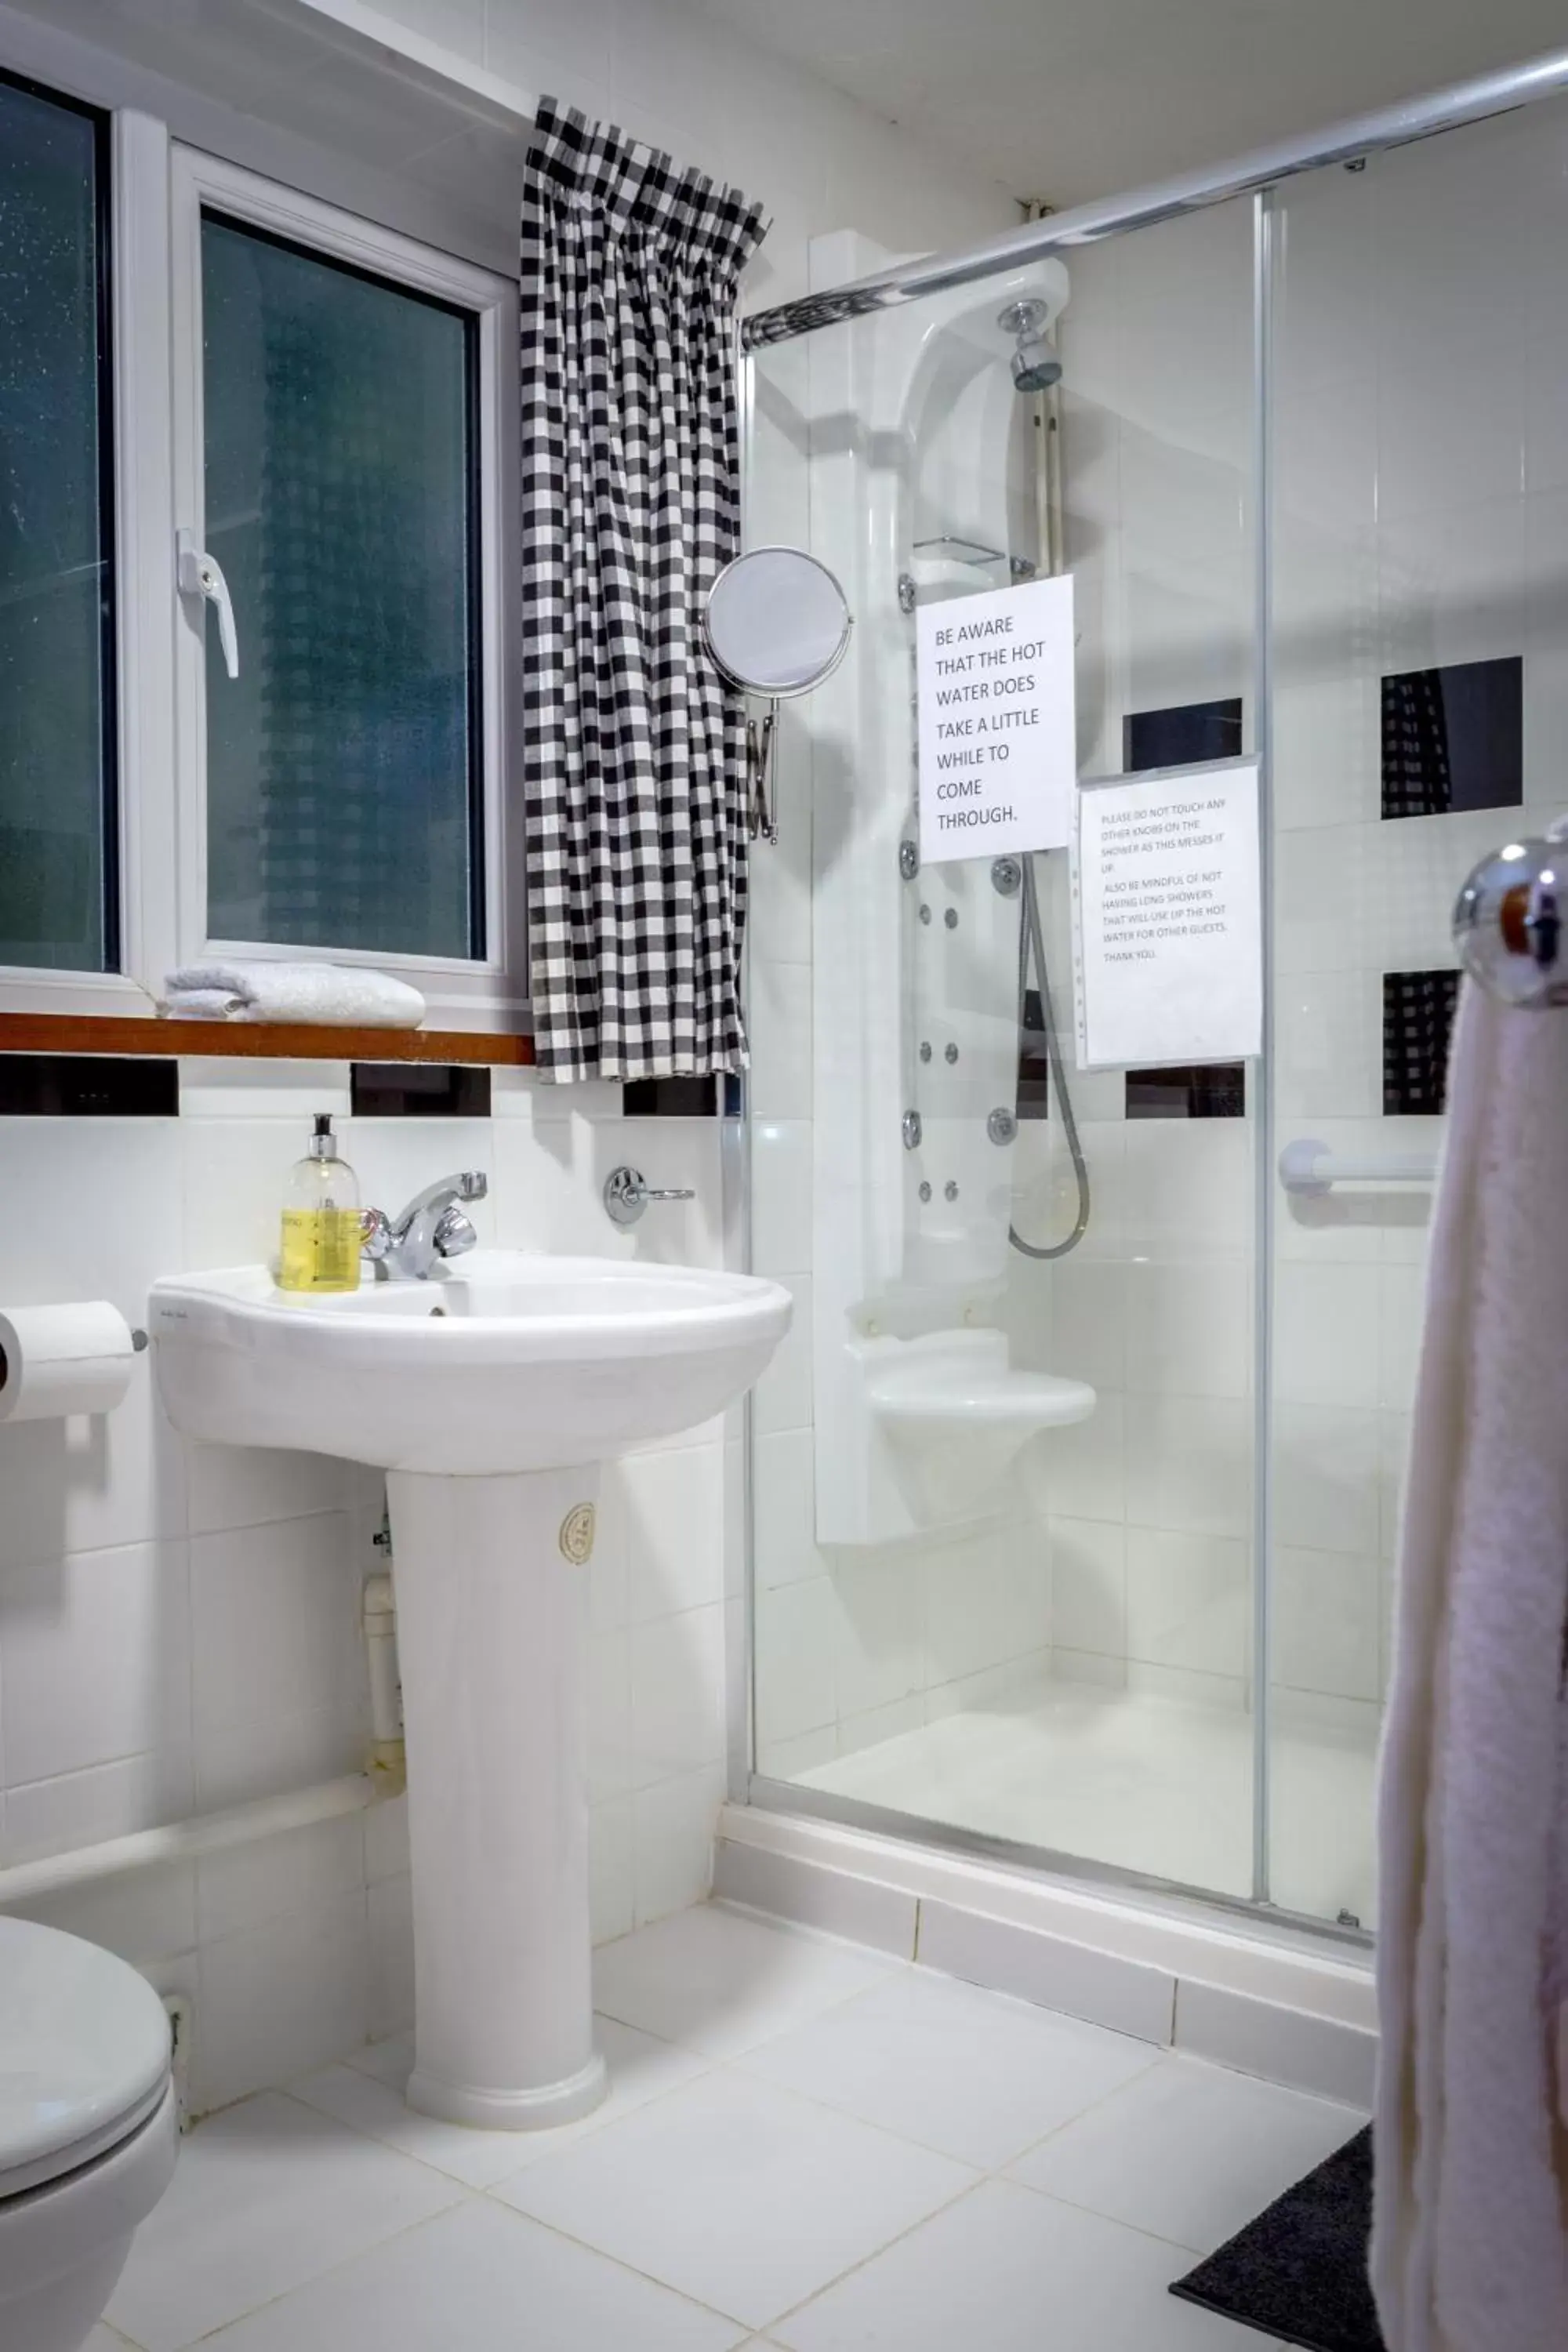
[801,239,1087,1551]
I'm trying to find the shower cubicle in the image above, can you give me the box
[736,47,1568,1940]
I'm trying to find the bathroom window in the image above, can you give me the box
[0,66,521,1019]
[172,152,514,982]
[0,71,116,975]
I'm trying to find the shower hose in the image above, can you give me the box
[1009,852,1091,1260]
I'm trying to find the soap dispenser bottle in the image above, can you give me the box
[278,1114,361,1294]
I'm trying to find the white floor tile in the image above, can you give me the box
[492,2067,975,2330]
[197,2197,744,2351]
[771,2177,1276,2350]
[1009,2053,1364,2252]
[591,1900,895,2060]
[106,2092,463,2352]
[737,1965,1162,2168]
[292,2016,709,2187]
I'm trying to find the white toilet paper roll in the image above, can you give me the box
[0,1302,138,1423]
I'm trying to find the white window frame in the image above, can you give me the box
[169,147,521,1022]
[0,61,525,1026]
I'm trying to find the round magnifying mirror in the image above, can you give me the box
[704,548,851,846]
[705,546,852,698]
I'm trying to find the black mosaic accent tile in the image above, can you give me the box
[1124,695,1243,775]
[350,1064,491,1116]
[1383,968,1459,1116]
[1381,655,1522,819]
[0,1054,177,1116]
[622,1076,720,1116]
[1125,1063,1247,1119]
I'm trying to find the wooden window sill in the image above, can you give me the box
[0,1014,535,1066]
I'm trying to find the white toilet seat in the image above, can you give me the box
[0,1918,172,2196]
[0,2077,178,2352]
[0,1919,177,2352]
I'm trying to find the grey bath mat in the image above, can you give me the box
[1169,2125,1385,2352]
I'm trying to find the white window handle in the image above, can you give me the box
[176,529,238,679]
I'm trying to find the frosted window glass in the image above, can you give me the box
[201,215,480,959]
[0,76,113,971]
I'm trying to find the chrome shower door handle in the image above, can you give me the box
[602,1164,697,1228]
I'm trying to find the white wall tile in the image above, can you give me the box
[831,1555,924,1719]
[367,1873,416,2041]
[1047,1261,1127,1392]
[713,1837,919,1958]
[631,1764,726,1927]
[4,1746,194,1864]
[589,1627,633,1800]
[753,1427,829,1587]
[621,1444,726,1622]
[1125,1261,1250,1400]
[1,1541,191,1785]
[1049,1518,1126,1658]
[1274,1263,1382,1408]
[187,1441,350,1537]
[1273,1403,1381,1557]
[190,1514,361,1780]
[748,957,813,1122]
[196,1813,366,1945]
[195,1890,370,2111]
[1174,1977,1375,2106]
[362,1792,409,1885]
[752,1120,813,1276]
[1123,1396,1252,1540]
[753,1272,812,1435]
[918,1899,1175,2047]
[194,1700,366,1816]
[1273,1547,1382,1702]
[590,1797,636,1946]
[629,1604,728,1784]
[1125,1529,1249,1679]
[1041,1392,1126,1526]
[925,1536,1040,1689]
[10,1857,197,1970]
[754,1577,837,1745]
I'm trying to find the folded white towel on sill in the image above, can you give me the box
[161,961,426,1028]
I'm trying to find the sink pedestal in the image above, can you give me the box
[386,1465,608,2129]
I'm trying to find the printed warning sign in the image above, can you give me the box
[1076,762,1261,1068]
[916,575,1075,865]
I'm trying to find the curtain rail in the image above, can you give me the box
[741,43,1568,349]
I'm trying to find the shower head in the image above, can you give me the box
[997,296,1062,394]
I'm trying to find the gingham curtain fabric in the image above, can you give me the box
[521,100,767,1080]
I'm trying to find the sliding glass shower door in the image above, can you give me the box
[742,84,1563,1925]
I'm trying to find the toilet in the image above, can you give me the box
[0,1918,178,2352]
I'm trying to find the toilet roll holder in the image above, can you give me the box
[1454,815,1568,1008]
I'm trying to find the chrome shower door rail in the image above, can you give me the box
[741,44,1568,349]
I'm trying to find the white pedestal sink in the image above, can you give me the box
[150,1251,790,2128]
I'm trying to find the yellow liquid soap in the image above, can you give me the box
[278,1207,363,1294]
[278,1112,361,1294]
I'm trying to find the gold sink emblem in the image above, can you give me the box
[558,1502,596,1566]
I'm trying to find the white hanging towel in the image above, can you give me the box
[162,961,426,1028]
[1373,978,1568,2351]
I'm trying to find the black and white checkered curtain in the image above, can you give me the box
[521,100,766,1081]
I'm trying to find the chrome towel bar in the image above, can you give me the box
[1279,1139,1437,1198]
